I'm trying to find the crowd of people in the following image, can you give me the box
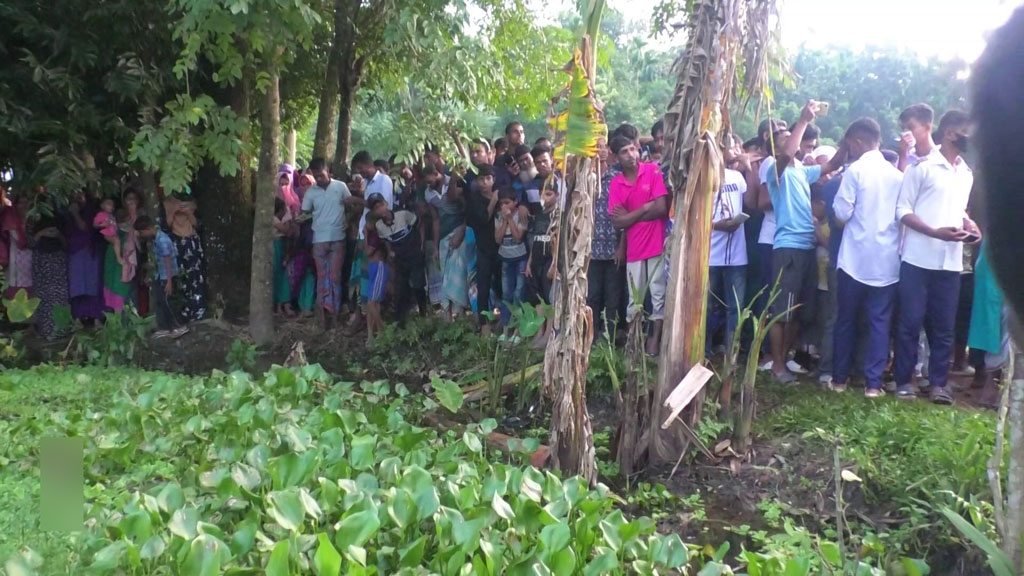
[0,186,207,340]
[274,102,1001,406]
[710,101,1002,405]
[1,102,1002,406]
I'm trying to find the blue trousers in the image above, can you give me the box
[894,262,960,389]
[707,265,747,356]
[833,269,896,389]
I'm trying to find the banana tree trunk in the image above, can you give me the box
[651,0,734,466]
[545,153,598,484]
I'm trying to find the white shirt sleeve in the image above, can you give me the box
[383,175,395,208]
[832,168,857,224]
[895,163,922,221]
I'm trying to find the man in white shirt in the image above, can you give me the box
[707,139,756,358]
[830,118,903,397]
[893,110,982,404]
[353,151,394,240]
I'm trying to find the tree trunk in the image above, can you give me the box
[312,0,343,162]
[249,54,281,345]
[333,55,362,176]
[287,129,297,167]
[650,0,732,466]
[545,153,598,486]
[198,71,253,319]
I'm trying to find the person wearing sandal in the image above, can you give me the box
[893,110,980,405]
[830,118,903,398]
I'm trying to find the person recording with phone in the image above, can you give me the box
[892,110,982,404]
[760,100,849,384]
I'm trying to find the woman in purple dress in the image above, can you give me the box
[65,191,105,323]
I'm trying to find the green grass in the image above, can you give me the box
[759,381,998,559]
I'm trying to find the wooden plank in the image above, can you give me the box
[660,364,714,429]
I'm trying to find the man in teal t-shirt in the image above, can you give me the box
[762,101,848,383]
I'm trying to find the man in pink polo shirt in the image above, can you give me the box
[608,135,670,356]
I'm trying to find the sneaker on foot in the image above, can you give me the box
[786,360,809,375]
[818,373,833,387]
[829,382,847,392]
[865,388,885,398]
[759,360,774,372]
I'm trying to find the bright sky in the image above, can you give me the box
[542,0,1023,62]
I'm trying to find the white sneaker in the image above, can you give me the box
[818,373,833,387]
[786,360,809,375]
[758,360,774,372]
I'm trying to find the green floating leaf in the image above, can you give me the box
[491,493,516,521]
[314,533,341,576]
[180,534,229,576]
[266,539,290,576]
[335,508,381,552]
[432,376,464,413]
[267,489,305,532]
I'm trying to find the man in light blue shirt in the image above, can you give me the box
[762,101,848,383]
[303,157,363,329]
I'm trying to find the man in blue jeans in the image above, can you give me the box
[893,110,981,404]
[830,118,903,397]
[707,138,756,357]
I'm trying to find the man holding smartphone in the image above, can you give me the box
[893,110,982,404]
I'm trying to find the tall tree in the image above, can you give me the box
[650,0,778,465]
[159,0,320,342]
[544,0,607,485]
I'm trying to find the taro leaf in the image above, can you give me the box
[540,522,570,553]
[656,534,689,568]
[387,488,418,529]
[90,541,128,571]
[269,451,317,489]
[521,471,543,503]
[479,418,498,434]
[899,558,931,576]
[463,431,483,453]
[229,521,257,557]
[335,508,381,552]
[139,535,166,560]
[819,541,841,567]
[431,376,463,413]
[314,533,342,576]
[180,534,229,576]
[453,516,486,546]
[548,548,576,575]
[491,493,516,520]
[399,466,439,521]
[157,482,185,513]
[299,488,323,520]
[349,435,376,470]
[121,510,153,542]
[283,423,312,452]
[599,511,626,551]
[266,540,290,576]
[782,556,811,576]
[267,489,305,532]
[583,548,619,576]
[168,507,200,540]
[4,288,39,323]
[231,463,261,492]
